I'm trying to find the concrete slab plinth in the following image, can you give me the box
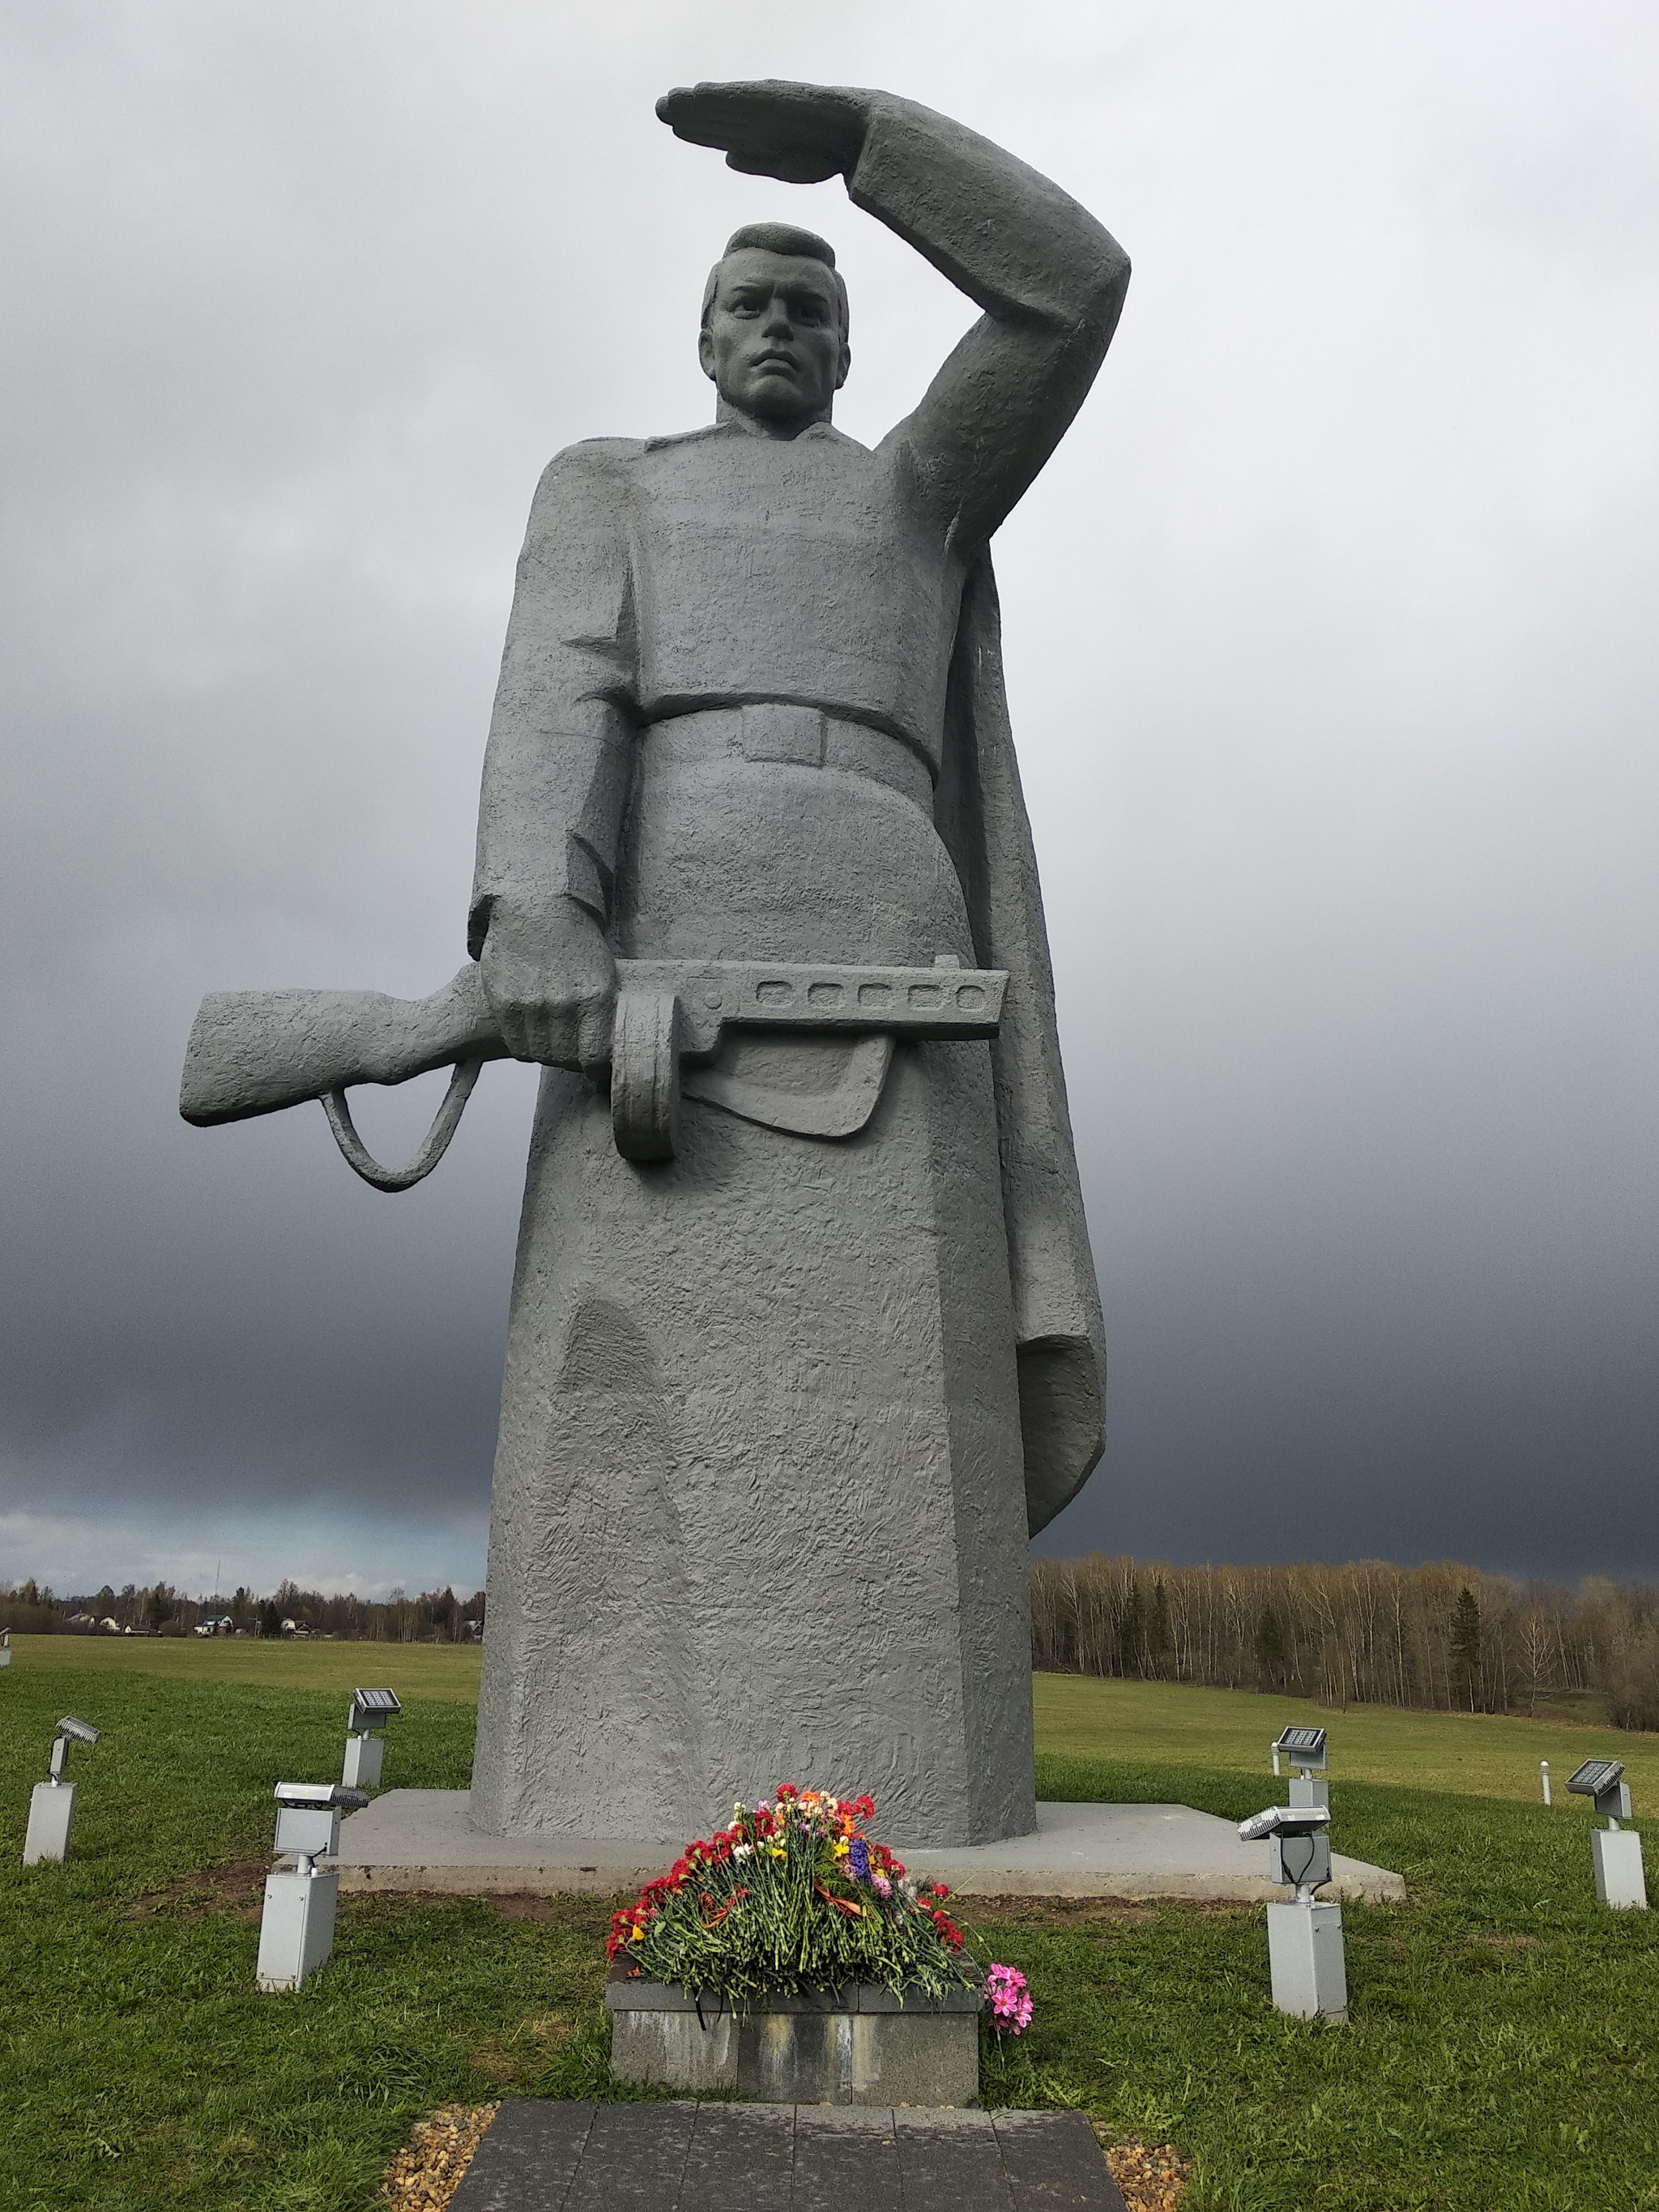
[447,2101,1129,2211]
[333,1792,1405,1903]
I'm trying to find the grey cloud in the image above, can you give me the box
[3,0,1657,1590]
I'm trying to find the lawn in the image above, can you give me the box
[1034,1670,1659,1805]
[2,1642,1654,2210]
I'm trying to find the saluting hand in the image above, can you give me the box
[655,80,871,184]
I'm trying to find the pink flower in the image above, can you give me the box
[984,1963,1034,2035]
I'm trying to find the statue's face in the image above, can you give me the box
[700,249,848,428]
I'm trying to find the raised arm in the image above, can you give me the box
[658,82,1129,555]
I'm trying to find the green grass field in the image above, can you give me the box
[2,1641,1654,2210]
[1034,1671,1659,1805]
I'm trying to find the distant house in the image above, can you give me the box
[194,1614,233,1637]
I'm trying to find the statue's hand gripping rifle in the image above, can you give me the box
[179,956,1008,1189]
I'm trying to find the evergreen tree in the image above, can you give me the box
[1450,1586,1482,1711]
[1254,1604,1287,1686]
[1147,1579,1172,1677]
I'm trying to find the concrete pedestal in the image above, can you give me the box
[23,1781,76,1865]
[1266,1899,1348,2020]
[607,1974,983,2106]
[257,1866,339,1989]
[1592,1829,1648,1910]
[335,1792,1406,1903]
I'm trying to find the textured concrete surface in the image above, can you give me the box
[449,2101,1128,2211]
[334,1790,1405,1902]
[461,84,1130,1848]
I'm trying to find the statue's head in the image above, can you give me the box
[700,223,851,433]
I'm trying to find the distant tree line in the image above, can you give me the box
[0,1577,484,1643]
[1030,1555,1659,1733]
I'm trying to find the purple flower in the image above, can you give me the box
[849,1836,871,1882]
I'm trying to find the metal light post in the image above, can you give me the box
[256,1782,369,1990]
[1239,1804,1348,2020]
[1567,1760,1647,1911]
[23,1717,101,1865]
[341,1688,402,1789]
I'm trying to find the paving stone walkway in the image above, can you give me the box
[450,2100,1128,2210]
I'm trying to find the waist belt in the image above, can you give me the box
[644,704,934,812]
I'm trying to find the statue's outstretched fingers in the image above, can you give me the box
[656,82,866,181]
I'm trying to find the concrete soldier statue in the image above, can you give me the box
[180,80,1128,1848]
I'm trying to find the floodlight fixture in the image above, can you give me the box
[1567,1759,1630,1825]
[23,1715,104,1865]
[272,1780,369,1869]
[1239,1804,1331,1841]
[1239,1803,1333,1895]
[343,1688,402,1788]
[258,1780,369,1993]
[348,1687,401,1733]
[1273,1727,1328,1773]
[1566,1760,1647,1910]
[1273,1725,1330,1809]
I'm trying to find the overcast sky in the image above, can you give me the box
[2,0,1656,1601]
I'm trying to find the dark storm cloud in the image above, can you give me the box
[2,1,1656,1592]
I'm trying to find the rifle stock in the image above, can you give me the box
[180,966,506,1127]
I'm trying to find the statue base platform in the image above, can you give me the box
[332,1791,1404,1903]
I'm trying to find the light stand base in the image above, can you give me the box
[257,1866,339,1989]
[342,1733,385,1789]
[23,1781,77,1865]
[1593,1829,1648,1910]
[1267,1899,1348,2019]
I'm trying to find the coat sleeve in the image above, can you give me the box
[468,443,640,957]
[935,556,1107,1536]
[851,99,1129,557]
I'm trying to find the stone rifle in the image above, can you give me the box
[179,955,1008,1187]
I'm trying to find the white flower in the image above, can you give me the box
[733,1843,752,1859]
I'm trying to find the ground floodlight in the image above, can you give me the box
[0,1630,11,1668]
[1567,1760,1647,1910]
[1567,1759,1630,1823]
[342,1688,402,1789]
[1239,1803,1333,1894]
[1273,1725,1330,1809]
[23,1715,104,1865]
[1241,1802,1346,2020]
[272,1780,369,1865]
[258,1781,371,1992]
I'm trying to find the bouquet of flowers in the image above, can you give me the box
[606,1784,982,2006]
